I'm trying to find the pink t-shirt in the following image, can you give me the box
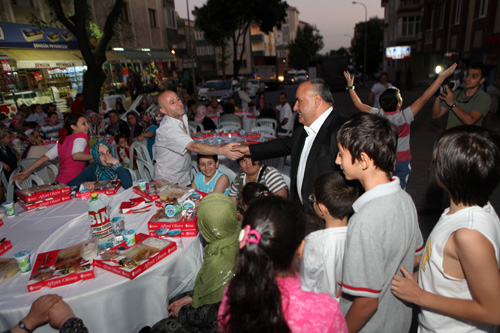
[55,132,89,184]
[218,273,347,332]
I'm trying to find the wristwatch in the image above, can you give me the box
[449,102,457,109]
[18,321,32,333]
[346,86,355,90]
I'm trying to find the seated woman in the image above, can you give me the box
[194,105,217,131]
[192,154,230,195]
[126,111,143,144]
[67,140,132,190]
[228,157,287,205]
[0,129,18,179]
[14,114,93,185]
[148,193,240,333]
[88,112,106,139]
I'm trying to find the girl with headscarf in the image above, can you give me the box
[66,140,132,190]
[101,100,111,114]
[126,110,143,144]
[148,193,240,333]
[194,105,217,131]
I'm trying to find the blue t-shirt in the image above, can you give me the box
[195,170,229,195]
[146,125,158,159]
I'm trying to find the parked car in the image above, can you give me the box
[246,79,265,98]
[296,70,308,83]
[197,80,236,102]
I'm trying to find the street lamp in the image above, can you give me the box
[186,0,196,95]
[352,1,367,87]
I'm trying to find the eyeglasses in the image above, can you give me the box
[308,193,316,204]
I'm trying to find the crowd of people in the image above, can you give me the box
[2,60,500,333]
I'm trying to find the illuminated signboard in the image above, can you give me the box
[386,46,411,60]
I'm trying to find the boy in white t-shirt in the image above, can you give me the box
[391,125,500,332]
[300,171,358,299]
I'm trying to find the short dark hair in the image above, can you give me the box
[468,62,488,79]
[239,182,270,210]
[433,125,500,207]
[47,111,57,119]
[223,102,235,114]
[65,113,86,135]
[314,171,358,220]
[196,154,218,164]
[279,92,287,98]
[108,110,119,117]
[379,87,402,111]
[309,78,334,105]
[114,133,127,144]
[337,113,398,178]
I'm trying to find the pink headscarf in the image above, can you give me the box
[195,105,207,123]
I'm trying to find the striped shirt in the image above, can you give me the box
[228,166,287,197]
[41,121,64,139]
[370,107,414,162]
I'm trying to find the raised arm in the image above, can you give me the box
[410,63,457,116]
[344,71,372,112]
[12,155,50,182]
[187,142,244,160]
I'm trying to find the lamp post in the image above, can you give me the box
[352,1,367,87]
[186,0,196,95]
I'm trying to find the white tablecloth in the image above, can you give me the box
[0,186,203,333]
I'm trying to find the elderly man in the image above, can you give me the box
[233,79,347,204]
[155,91,243,186]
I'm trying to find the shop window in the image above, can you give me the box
[454,0,462,24]
[149,9,157,28]
[11,0,34,7]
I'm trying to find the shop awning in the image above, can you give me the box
[0,48,84,68]
[105,50,126,63]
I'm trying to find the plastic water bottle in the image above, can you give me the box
[88,192,114,246]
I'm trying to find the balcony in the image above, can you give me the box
[252,50,265,57]
[250,34,265,42]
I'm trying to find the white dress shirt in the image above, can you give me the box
[296,107,333,202]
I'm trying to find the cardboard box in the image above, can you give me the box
[27,249,95,292]
[148,220,197,231]
[133,186,159,201]
[18,194,72,212]
[0,240,12,256]
[94,234,177,280]
[120,197,153,214]
[75,181,121,198]
[17,184,71,204]
[149,229,198,238]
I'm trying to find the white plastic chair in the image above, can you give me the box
[218,164,237,183]
[251,126,276,136]
[135,156,154,181]
[220,124,241,132]
[219,121,241,130]
[282,173,291,189]
[17,158,58,184]
[126,168,138,183]
[15,174,45,190]
[188,121,204,133]
[4,168,19,202]
[130,141,152,170]
[256,118,278,129]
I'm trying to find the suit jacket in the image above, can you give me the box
[250,109,348,203]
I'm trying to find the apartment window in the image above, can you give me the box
[166,8,177,29]
[196,45,215,56]
[11,0,34,7]
[149,9,157,27]
[439,3,445,29]
[478,0,488,18]
[454,0,462,24]
[401,16,421,37]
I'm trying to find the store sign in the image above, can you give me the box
[1,60,12,72]
[19,61,78,68]
[0,22,79,50]
[386,46,411,60]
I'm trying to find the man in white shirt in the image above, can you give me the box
[154,91,243,186]
[369,73,392,109]
[276,92,294,133]
[232,79,347,204]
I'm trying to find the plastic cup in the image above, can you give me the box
[2,201,15,218]
[122,229,136,247]
[13,251,31,273]
[137,180,147,191]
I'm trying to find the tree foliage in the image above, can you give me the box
[195,0,288,77]
[288,24,324,70]
[351,17,383,75]
[31,0,125,112]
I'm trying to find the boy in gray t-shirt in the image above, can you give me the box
[335,113,424,332]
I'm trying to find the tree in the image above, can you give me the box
[33,0,125,112]
[288,24,323,70]
[195,0,288,78]
[351,17,383,76]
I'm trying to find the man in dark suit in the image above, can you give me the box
[232,79,347,204]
